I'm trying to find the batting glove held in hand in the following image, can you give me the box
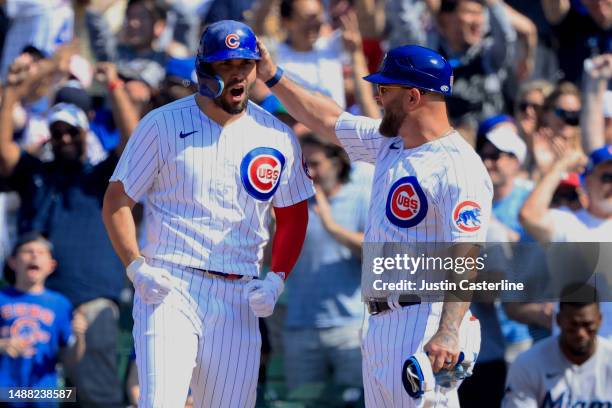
[244,272,285,318]
[127,256,174,305]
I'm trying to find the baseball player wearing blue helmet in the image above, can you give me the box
[256,40,492,407]
[196,20,261,99]
[103,19,314,408]
[363,44,454,96]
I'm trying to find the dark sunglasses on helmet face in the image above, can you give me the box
[554,108,580,126]
[518,101,543,113]
[50,126,80,140]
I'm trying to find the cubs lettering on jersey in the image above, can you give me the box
[386,176,428,228]
[240,147,285,200]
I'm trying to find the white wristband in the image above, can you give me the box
[126,256,145,282]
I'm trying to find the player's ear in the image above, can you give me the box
[403,88,421,111]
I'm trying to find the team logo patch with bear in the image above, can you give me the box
[453,200,482,232]
[241,147,285,200]
[385,176,428,228]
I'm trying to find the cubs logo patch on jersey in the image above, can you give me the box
[453,200,482,232]
[241,147,286,200]
[385,176,428,228]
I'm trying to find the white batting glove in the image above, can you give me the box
[243,272,285,318]
[127,256,174,305]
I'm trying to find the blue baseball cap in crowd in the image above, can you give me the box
[584,145,612,176]
[166,57,197,83]
[477,114,514,138]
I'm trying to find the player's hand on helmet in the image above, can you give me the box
[244,271,285,318]
[255,39,277,83]
[424,328,460,373]
[127,256,174,305]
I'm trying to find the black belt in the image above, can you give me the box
[367,297,421,315]
[192,268,250,281]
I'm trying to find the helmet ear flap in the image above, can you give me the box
[196,59,224,98]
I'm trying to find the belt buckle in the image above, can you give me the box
[367,300,381,315]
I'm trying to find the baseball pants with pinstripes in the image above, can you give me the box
[361,302,462,408]
[133,258,261,408]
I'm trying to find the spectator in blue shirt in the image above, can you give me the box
[0,233,87,408]
[283,134,372,391]
[0,54,126,407]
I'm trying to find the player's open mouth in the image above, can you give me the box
[26,264,40,271]
[229,86,245,101]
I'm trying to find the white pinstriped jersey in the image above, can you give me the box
[111,95,314,276]
[335,112,493,244]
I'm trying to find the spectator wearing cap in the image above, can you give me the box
[155,56,198,106]
[0,233,88,408]
[520,145,612,338]
[474,114,538,373]
[434,0,517,131]
[21,92,108,166]
[477,115,531,241]
[0,56,126,407]
[116,58,165,117]
[542,0,612,83]
[521,144,612,243]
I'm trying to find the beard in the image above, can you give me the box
[379,107,406,137]
[213,84,250,115]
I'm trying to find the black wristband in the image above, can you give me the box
[265,66,284,88]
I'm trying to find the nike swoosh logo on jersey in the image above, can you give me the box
[390,141,401,150]
[179,130,198,138]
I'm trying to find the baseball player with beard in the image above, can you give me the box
[102,20,314,408]
[257,42,492,406]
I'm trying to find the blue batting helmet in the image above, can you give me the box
[364,45,453,95]
[197,20,260,63]
[195,20,260,98]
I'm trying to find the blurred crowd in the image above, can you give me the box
[0,0,610,407]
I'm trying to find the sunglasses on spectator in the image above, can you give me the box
[554,108,580,126]
[377,84,428,96]
[600,172,612,184]
[478,148,516,162]
[519,101,543,113]
[50,126,80,140]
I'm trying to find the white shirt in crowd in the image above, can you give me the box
[273,31,346,109]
